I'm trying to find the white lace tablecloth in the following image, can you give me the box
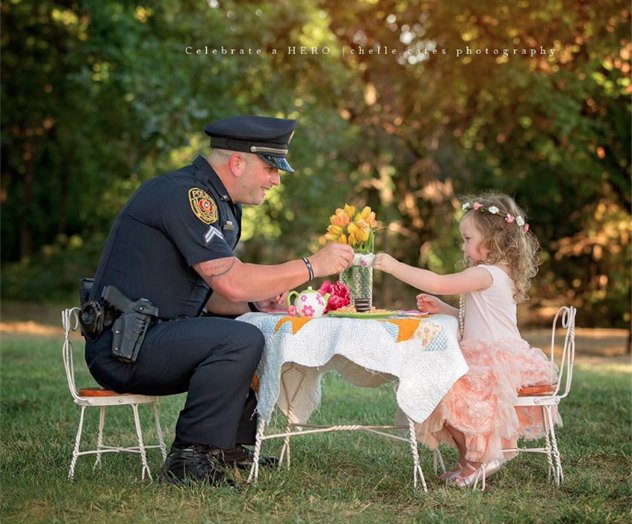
[236,313,469,426]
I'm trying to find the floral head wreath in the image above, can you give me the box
[462,202,530,233]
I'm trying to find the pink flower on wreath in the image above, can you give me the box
[523,223,530,233]
[319,281,351,313]
[473,202,482,210]
[505,214,515,223]
[288,305,298,317]
[302,305,315,317]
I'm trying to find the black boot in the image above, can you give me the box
[159,443,230,486]
[210,444,279,470]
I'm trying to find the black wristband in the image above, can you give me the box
[302,257,315,281]
[248,302,259,313]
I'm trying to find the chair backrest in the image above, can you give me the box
[549,306,577,399]
[62,308,85,403]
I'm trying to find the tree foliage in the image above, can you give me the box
[2,0,630,328]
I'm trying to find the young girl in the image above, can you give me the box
[374,192,559,488]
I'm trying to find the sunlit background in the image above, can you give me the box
[2,0,630,333]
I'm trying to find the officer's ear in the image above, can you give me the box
[228,153,247,178]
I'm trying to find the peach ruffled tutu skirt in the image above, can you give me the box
[414,337,561,465]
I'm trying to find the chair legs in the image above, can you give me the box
[94,406,106,470]
[68,401,164,481]
[545,406,563,485]
[508,404,563,486]
[131,404,152,481]
[68,406,87,480]
[152,402,168,461]
[433,449,446,476]
[541,406,554,481]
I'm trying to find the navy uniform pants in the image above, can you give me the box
[85,317,265,449]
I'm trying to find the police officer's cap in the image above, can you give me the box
[204,115,297,173]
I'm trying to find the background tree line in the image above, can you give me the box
[2,0,630,330]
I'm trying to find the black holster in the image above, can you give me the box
[77,279,159,363]
[102,285,160,363]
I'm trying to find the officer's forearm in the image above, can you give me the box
[205,292,250,316]
[194,257,310,302]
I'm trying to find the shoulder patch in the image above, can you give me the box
[189,188,218,225]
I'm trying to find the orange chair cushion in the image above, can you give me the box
[518,384,556,396]
[78,387,132,397]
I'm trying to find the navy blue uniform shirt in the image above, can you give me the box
[90,156,242,319]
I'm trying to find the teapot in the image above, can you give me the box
[286,286,330,318]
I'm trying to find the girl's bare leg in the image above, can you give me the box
[445,425,481,478]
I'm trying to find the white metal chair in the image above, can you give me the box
[504,305,577,486]
[62,308,168,480]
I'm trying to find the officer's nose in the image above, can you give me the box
[270,170,281,187]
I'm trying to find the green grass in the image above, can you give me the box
[1,336,631,523]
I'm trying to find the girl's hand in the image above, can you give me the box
[373,253,398,274]
[416,293,448,314]
[254,291,289,312]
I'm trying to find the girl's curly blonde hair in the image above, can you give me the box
[460,191,540,303]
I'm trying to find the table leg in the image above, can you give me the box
[279,417,292,469]
[278,364,307,469]
[407,416,427,492]
[247,417,266,483]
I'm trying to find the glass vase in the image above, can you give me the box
[339,253,374,312]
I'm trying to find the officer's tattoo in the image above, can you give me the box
[197,258,236,282]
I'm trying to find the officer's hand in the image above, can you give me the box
[308,243,355,278]
[255,291,289,312]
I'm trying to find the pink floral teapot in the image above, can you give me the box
[286,286,330,318]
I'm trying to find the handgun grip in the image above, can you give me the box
[102,285,131,312]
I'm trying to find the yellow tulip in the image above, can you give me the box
[355,227,369,242]
[328,225,342,235]
[338,234,348,245]
[347,223,359,236]
[325,232,339,242]
[367,212,377,228]
[360,206,372,220]
[347,232,357,247]
[343,204,356,218]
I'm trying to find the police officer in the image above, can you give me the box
[84,116,354,485]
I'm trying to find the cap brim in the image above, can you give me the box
[258,154,294,173]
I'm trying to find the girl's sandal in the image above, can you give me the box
[439,467,463,482]
[454,460,502,491]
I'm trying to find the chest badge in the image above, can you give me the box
[189,188,218,225]
[223,221,235,231]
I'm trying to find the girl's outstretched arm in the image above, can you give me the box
[374,253,493,295]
